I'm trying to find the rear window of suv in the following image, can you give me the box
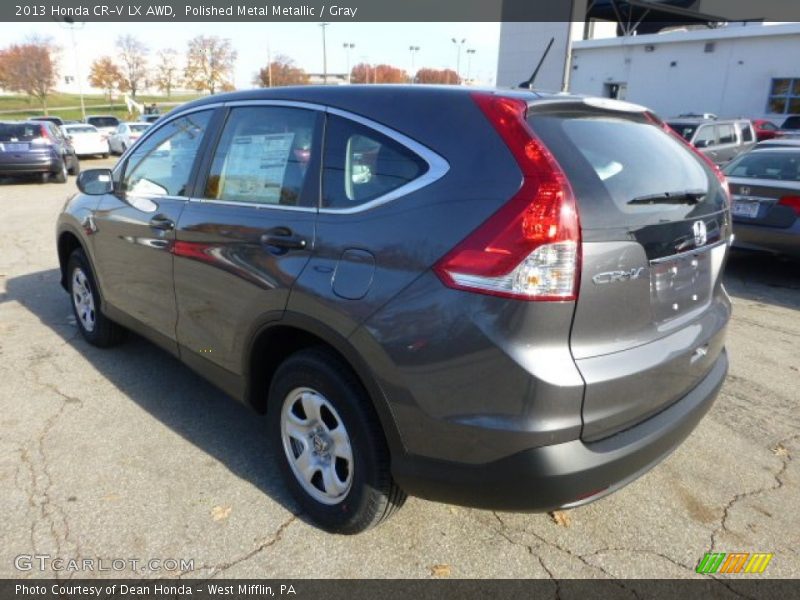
[0,123,40,141]
[87,117,120,128]
[528,108,725,228]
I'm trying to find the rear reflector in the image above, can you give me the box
[433,93,580,301]
[778,195,800,216]
[30,124,55,146]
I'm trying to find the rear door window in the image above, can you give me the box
[740,123,754,142]
[528,108,725,229]
[717,124,736,144]
[322,115,428,209]
[202,106,319,208]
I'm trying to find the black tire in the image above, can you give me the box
[267,347,406,534]
[68,155,80,176]
[101,153,109,159]
[66,248,126,348]
[51,159,68,183]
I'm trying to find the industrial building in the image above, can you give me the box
[497,1,800,121]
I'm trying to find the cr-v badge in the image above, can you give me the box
[592,267,647,285]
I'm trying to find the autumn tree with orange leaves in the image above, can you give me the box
[254,55,309,87]
[0,38,59,112]
[89,56,124,103]
[414,68,460,85]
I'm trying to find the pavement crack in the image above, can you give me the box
[178,514,298,579]
[490,512,640,596]
[710,433,796,552]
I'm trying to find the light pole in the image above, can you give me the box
[409,45,420,83]
[465,48,476,84]
[320,22,329,84]
[451,37,466,84]
[343,43,355,84]
[62,18,86,121]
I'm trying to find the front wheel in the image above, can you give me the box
[67,249,125,347]
[267,348,406,534]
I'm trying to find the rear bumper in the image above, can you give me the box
[393,349,727,511]
[732,222,800,259]
[0,156,60,174]
[74,146,108,156]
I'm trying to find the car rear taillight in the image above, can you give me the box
[651,114,731,205]
[433,93,580,301]
[778,195,800,216]
[30,124,55,146]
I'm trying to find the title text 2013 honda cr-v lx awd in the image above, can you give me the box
[57,86,732,533]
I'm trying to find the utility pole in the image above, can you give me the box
[409,45,420,83]
[451,37,466,84]
[343,42,355,83]
[63,18,86,121]
[465,49,476,84]
[320,22,329,84]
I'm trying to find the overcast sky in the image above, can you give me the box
[0,21,501,87]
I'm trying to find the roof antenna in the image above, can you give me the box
[519,37,555,90]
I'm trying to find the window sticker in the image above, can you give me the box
[220,132,295,203]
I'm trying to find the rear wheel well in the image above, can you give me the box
[58,231,83,289]
[248,326,361,414]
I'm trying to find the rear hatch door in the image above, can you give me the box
[528,102,732,441]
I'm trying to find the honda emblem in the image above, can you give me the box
[693,220,707,247]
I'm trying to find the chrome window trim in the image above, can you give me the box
[178,99,450,214]
[190,197,317,213]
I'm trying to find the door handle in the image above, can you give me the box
[149,214,175,231]
[260,228,307,251]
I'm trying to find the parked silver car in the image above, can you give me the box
[724,147,800,258]
[108,122,151,155]
[667,117,756,165]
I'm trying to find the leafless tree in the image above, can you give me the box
[115,34,148,98]
[184,35,237,94]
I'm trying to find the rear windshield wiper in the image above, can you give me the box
[627,190,707,205]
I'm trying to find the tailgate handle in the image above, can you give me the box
[691,345,709,364]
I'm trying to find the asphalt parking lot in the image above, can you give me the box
[1,160,798,582]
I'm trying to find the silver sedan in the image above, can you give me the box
[724,147,800,258]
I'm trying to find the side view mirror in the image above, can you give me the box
[77,168,114,195]
[694,139,712,149]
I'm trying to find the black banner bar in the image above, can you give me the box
[2,579,800,600]
[4,0,800,22]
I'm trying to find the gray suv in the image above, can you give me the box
[57,87,732,533]
[667,117,756,165]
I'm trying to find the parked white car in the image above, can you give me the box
[85,115,121,138]
[108,122,151,155]
[61,124,110,158]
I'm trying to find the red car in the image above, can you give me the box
[752,119,780,141]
